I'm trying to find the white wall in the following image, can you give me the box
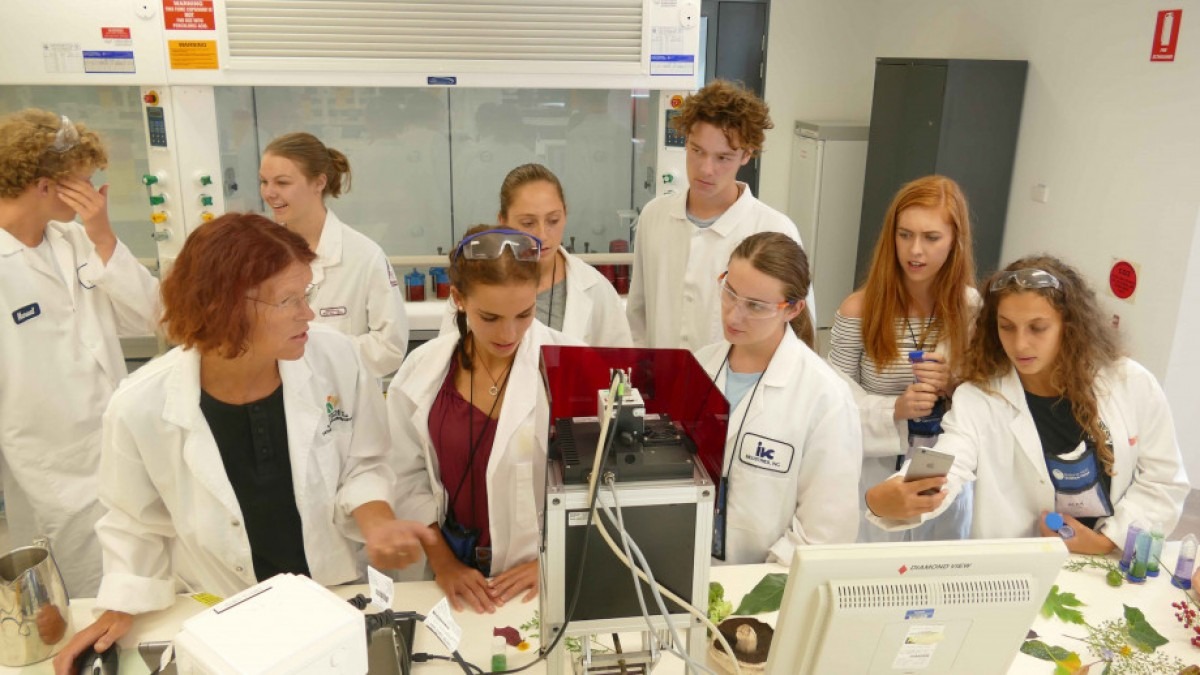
[764,0,1200,483]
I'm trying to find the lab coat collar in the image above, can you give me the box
[668,182,757,237]
[560,249,599,292]
[995,368,1047,475]
[712,326,803,426]
[311,209,346,286]
[0,227,24,256]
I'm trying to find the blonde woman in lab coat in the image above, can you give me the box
[695,233,861,564]
[0,109,159,598]
[865,255,1189,552]
[54,214,432,674]
[390,226,581,614]
[261,132,408,379]
[439,163,632,346]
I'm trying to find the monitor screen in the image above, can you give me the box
[765,538,1069,674]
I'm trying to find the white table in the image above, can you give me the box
[5,544,1196,674]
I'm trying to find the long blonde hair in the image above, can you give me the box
[962,255,1122,475]
[860,175,976,372]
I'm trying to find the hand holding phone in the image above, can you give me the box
[904,447,955,496]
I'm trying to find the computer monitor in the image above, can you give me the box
[764,538,1069,674]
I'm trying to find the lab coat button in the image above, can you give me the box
[231,520,240,527]
[236,566,244,573]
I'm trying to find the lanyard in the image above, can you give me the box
[716,347,766,479]
[712,346,765,561]
[445,337,513,523]
[904,309,937,356]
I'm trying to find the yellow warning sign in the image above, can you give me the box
[168,40,218,70]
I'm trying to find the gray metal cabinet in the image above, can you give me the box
[855,58,1028,281]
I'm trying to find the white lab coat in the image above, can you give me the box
[696,327,862,565]
[0,222,159,597]
[867,357,1190,546]
[388,322,582,575]
[626,184,814,349]
[309,210,409,379]
[438,249,632,347]
[93,326,395,614]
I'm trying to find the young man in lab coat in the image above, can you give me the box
[626,80,813,349]
[0,109,159,597]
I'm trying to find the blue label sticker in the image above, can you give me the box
[427,76,457,86]
[12,302,41,325]
[82,50,136,74]
[905,608,935,620]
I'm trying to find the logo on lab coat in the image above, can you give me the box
[323,395,353,435]
[11,302,41,325]
[737,433,794,474]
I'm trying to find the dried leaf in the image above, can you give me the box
[1041,585,1087,625]
[733,573,788,615]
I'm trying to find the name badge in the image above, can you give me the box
[12,302,41,325]
[738,432,794,474]
[319,306,347,317]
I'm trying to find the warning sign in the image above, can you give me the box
[1109,260,1138,300]
[164,0,215,31]
[1151,9,1182,62]
[168,40,218,70]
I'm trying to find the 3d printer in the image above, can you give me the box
[538,346,728,674]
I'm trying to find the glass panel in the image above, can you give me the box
[0,86,156,259]
[238,86,454,256]
[449,88,636,255]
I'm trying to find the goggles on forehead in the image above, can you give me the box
[452,228,542,262]
[988,268,1062,293]
[50,115,80,153]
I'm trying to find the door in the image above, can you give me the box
[702,0,770,195]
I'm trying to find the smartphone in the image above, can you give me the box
[904,446,955,495]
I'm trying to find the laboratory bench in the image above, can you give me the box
[6,543,1198,674]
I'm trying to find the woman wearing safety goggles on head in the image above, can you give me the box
[828,175,979,543]
[865,255,1188,553]
[0,109,159,598]
[694,233,861,565]
[260,132,408,381]
[388,226,582,613]
[440,163,632,346]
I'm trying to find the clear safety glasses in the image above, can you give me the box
[717,272,796,320]
[452,229,542,262]
[50,115,80,153]
[248,283,319,311]
[988,268,1062,293]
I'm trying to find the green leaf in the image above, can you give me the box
[1020,639,1074,663]
[1041,585,1087,625]
[733,573,788,615]
[1122,604,1168,652]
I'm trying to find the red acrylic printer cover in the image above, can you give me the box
[540,345,728,483]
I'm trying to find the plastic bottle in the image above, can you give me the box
[491,635,507,672]
[404,269,426,302]
[1119,521,1146,572]
[430,267,451,299]
[1126,529,1152,583]
[1146,522,1165,577]
[1043,512,1075,540]
[1171,534,1197,590]
[907,351,946,437]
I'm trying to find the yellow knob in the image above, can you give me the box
[150,211,168,224]
[201,211,215,222]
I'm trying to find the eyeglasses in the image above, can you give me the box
[50,115,80,153]
[247,283,318,311]
[989,268,1062,293]
[452,229,542,262]
[717,272,796,319]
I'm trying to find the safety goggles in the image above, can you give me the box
[988,268,1062,293]
[50,115,80,153]
[248,282,319,311]
[717,271,796,319]
[452,228,542,262]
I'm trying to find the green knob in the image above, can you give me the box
[200,194,214,207]
[141,174,159,186]
[199,175,213,186]
[148,194,165,206]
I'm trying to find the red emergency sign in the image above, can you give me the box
[1151,9,1182,62]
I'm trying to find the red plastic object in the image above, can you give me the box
[539,345,728,483]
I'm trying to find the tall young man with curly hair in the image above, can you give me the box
[627,80,813,349]
[0,109,159,596]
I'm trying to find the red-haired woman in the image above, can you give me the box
[828,176,979,542]
[55,213,432,673]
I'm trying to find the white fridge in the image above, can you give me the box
[787,121,869,356]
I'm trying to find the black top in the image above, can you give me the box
[200,384,311,581]
[1024,391,1113,529]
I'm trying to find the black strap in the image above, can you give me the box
[445,336,513,523]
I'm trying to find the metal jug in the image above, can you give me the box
[0,537,73,666]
